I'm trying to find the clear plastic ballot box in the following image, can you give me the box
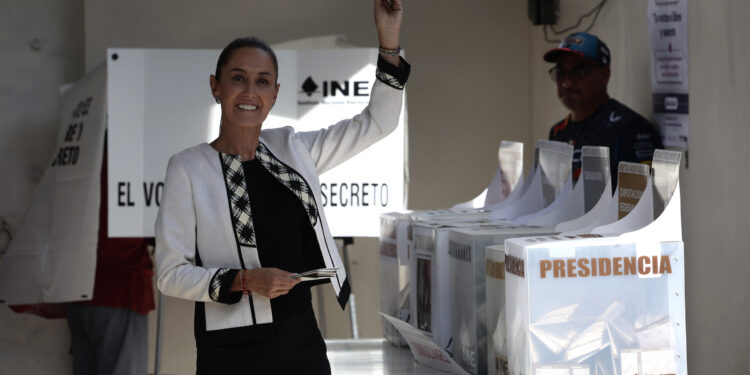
[447,225,555,374]
[379,212,412,346]
[504,234,686,375]
[486,244,509,375]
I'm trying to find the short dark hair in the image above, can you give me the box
[215,37,278,82]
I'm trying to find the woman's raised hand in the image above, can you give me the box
[374,0,403,51]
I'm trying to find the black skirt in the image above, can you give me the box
[196,308,330,374]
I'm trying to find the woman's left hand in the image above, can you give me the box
[374,0,403,50]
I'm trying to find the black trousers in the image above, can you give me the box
[196,308,330,374]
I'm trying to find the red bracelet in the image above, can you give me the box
[240,270,250,296]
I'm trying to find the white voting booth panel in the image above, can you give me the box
[504,150,686,375]
[0,66,107,304]
[107,48,407,238]
[379,212,412,346]
[447,225,555,375]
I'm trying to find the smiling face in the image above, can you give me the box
[554,53,610,116]
[210,47,280,130]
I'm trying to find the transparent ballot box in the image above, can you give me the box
[448,225,554,374]
[379,212,412,346]
[504,235,686,375]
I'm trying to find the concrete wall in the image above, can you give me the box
[0,0,84,374]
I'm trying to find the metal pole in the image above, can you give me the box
[154,291,164,375]
[339,237,358,339]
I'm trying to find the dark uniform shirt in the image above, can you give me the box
[549,98,663,187]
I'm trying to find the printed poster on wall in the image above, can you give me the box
[648,0,689,151]
[107,48,406,238]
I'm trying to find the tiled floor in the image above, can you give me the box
[326,339,443,374]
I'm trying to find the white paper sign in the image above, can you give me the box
[0,66,107,304]
[649,0,689,150]
[379,312,470,374]
[107,48,406,238]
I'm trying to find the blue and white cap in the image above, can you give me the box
[544,32,611,66]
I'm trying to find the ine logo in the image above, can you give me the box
[301,77,318,97]
[299,76,370,98]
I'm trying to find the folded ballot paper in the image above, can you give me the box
[504,150,686,375]
[290,267,338,281]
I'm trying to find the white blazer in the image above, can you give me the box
[155,78,404,338]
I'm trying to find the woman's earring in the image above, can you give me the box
[215,97,221,104]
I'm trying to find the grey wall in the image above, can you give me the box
[0,0,84,373]
[2,0,749,374]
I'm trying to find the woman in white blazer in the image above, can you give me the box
[155,0,409,373]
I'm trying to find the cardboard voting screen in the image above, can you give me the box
[0,66,107,304]
[107,48,407,237]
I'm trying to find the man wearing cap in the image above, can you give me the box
[545,32,663,187]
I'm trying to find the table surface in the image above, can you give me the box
[326,338,448,374]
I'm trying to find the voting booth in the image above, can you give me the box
[106,48,408,238]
